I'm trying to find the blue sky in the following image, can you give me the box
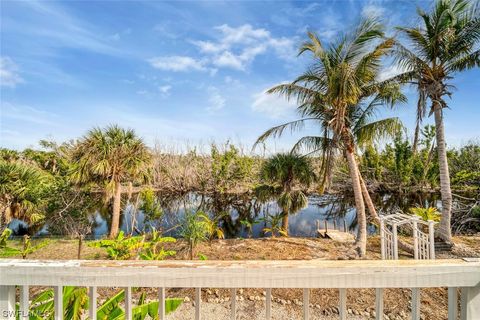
[1,0,479,153]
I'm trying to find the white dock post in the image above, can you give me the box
[380,217,385,259]
[428,220,435,259]
[412,217,419,259]
[339,288,346,320]
[303,288,310,320]
[125,287,132,320]
[461,285,480,320]
[231,288,236,320]
[411,288,421,320]
[392,223,399,260]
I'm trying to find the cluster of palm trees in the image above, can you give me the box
[255,0,479,256]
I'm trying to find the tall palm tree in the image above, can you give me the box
[70,125,152,238]
[255,153,316,235]
[395,0,480,243]
[255,18,405,256]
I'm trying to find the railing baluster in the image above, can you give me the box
[375,288,384,320]
[266,288,271,320]
[303,288,309,320]
[54,286,63,320]
[339,288,346,320]
[392,224,398,259]
[89,286,97,320]
[461,285,480,320]
[230,288,236,320]
[411,288,420,320]
[158,287,165,320]
[20,285,29,320]
[125,287,132,320]
[448,287,458,320]
[195,287,201,320]
[0,285,16,320]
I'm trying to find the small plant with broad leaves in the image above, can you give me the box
[409,207,441,222]
[0,232,49,259]
[17,286,182,320]
[260,213,288,237]
[179,210,214,259]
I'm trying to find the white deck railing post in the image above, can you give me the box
[125,287,132,320]
[230,288,236,320]
[303,288,309,320]
[461,285,480,320]
[19,285,29,320]
[339,288,346,320]
[54,286,63,320]
[265,288,271,320]
[158,287,165,320]
[89,286,97,320]
[195,287,201,320]
[0,285,15,320]
[448,287,458,320]
[375,288,383,320]
[411,288,421,320]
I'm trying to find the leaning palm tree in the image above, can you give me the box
[255,18,405,256]
[70,125,152,238]
[255,153,316,235]
[394,0,480,244]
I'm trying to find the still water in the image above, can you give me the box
[11,192,441,238]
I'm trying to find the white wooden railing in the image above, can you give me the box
[0,259,479,320]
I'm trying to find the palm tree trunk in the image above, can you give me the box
[359,174,379,222]
[109,181,122,238]
[412,120,421,154]
[433,104,453,244]
[281,213,289,235]
[345,149,367,256]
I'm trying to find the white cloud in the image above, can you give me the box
[378,64,405,81]
[158,85,172,94]
[148,56,206,72]
[251,88,297,118]
[206,86,226,112]
[191,24,298,71]
[362,4,386,18]
[0,57,24,88]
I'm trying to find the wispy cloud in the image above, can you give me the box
[0,57,23,88]
[251,86,296,118]
[362,4,386,19]
[148,56,207,72]
[1,102,58,125]
[206,86,226,112]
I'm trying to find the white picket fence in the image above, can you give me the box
[0,259,479,320]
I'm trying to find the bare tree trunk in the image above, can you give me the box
[109,181,122,238]
[359,174,379,222]
[433,104,453,244]
[345,149,367,256]
[77,235,84,259]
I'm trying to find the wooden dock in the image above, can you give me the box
[316,219,355,243]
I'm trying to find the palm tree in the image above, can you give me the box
[394,0,480,244]
[70,125,152,238]
[0,160,52,232]
[255,18,405,256]
[255,153,316,235]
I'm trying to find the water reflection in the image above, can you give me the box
[10,191,444,238]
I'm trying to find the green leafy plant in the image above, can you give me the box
[260,213,288,237]
[409,207,441,222]
[0,235,49,259]
[179,210,213,259]
[240,219,259,238]
[0,228,12,248]
[19,286,182,320]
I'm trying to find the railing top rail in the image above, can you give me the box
[1,259,479,289]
